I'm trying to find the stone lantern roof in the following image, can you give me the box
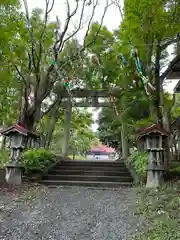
[137,124,169,141]
[0,123,39,139]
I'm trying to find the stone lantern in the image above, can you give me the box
[0,123,39,185]
[137,124,169,188]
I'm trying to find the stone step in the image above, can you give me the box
[58,160,126,167]
[38,180,133,188]
[54,165,128,172]
[54,165,128,171]
[37,159,133,188]
[49,169,130,176]
[42,174,133,182]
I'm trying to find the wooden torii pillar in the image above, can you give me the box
[62,95,72,157]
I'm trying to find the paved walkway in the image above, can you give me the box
[0,186,139,240]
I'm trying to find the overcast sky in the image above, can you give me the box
[24,0,178,131]
[24,0,122,37]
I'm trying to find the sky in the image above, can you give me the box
[23,0,122,39]
[23,0,179,132]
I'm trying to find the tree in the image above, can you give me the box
[69,128,95,158]
[68,109,94,157]
[98,88,151,153]
[116,0,180,128]
[85,20,150,157]
[97,0,180,162]
[0,0,21,126]
[5,0,114,131]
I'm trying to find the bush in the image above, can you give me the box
[22,148,56,172]
[0,150,9,167]
[169,166,180,173]
[127,150,148,181]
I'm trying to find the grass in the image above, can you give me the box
[0,150,9,168]
[133,182,180,240]
[68,155,87,160]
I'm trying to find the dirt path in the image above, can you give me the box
[0,185,140,240]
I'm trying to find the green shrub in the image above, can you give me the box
[0,150,9,167]
[22,148,56,172]
[127,150,148,179]
[169,166,180,173]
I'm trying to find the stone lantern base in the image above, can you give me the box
[5,164,24,186]
[146,167,164,188]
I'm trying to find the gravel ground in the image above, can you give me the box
[0,185,140,240]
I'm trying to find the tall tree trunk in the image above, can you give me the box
[18,90,42,131]
[18,85,58,132]
[155,41,163,125]
[44,116,58,149]
[149,98,158,123]
[44,111,61,148]
[18,107,40,131]
[159,90,171,167]
[120,121,129,159]
[44,96,63,149]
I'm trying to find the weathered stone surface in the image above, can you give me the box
[0,186,140,240]
[146,170,164,188]
[5,167,22,185]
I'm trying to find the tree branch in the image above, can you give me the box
[27,51,32,73]
[12,64,32,109]
[23,0,38,76]
[13,64,28,87]
[38,1,78,100]
[114,0,124,20]
[36,0,50,75]
[36,0,55,100]
[160,54,180,84]
[53,0,79,57]
[83,0,100,46]
[83,0,114,49]
[40,0,112,105]
[59,0,113,72]
[169,0,179,25]
[154,41,162,124]
[58,0,86,53]
[40,94,62,118]
[47,0,55,14]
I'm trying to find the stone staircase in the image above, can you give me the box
[39,160,133,188]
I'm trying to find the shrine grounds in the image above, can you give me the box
[0,183,141,240]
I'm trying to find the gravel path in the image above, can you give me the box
[0,186,139,240]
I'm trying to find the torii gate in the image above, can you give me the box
[59,89,119,156]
